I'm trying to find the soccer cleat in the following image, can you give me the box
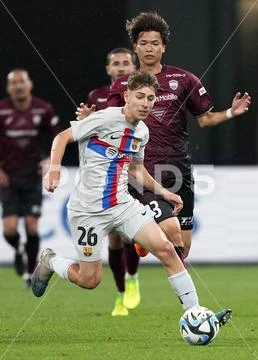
[14,251,24,276]
[215,308,232,327]
[111,294,129,316]
[134,243,149,257]
[31,248,56,297]
[123,278,141,309]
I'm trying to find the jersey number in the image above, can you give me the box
[149,200,162,219]
[77,226,98,246]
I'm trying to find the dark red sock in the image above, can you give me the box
[124,243,140,275]
[108,247,125,292]
[25,234,40,274]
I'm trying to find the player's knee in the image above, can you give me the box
[78,275,101,290]
[163,220,183,247]
[25,218,38,235]
[171,231,183,247]
[156,240,177,263]
[3,227,18,237]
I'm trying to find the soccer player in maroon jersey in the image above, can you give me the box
[105,11,251,325]
[86,47,137,111]
[107,11,251,263]
[0,68,60,288]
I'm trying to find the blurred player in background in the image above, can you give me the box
[86,47,136,111]
[0,68,60,288]
[32,71,231,329]
[107,11,251,262]
[78,47,143,317]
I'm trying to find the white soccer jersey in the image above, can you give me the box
[67,107,149,212]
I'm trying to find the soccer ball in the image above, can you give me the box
[179,307,219,345]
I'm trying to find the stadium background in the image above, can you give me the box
[0,0,258,263]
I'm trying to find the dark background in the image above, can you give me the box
[1,0,257,166]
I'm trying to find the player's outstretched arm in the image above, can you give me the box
[129,160,183,215]
[43,128,73,193]
[197,91,251,128]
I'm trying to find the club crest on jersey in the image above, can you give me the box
[199,87,207,96]
[105,147,119,159]
[131,138,139,151]
[32,115,42,125]
[169,79,178,90]
[83,247,93,257]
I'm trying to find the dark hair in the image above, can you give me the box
[127,70,159,92]
[106,47,137,65]
[126,11,170,45]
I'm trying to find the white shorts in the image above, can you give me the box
[67,197,154,262]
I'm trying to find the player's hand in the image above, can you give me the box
[75,103,96,120]
[43,168,60,192]
[0,168,9,188]
[231,92,251,116]
[161,190,183,215]
[39,157,51,177]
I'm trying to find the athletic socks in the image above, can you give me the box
[124,243,140,275]
[168,269,199,310]
[25,234,40,274]
[125,272,138,280]
[108,247,126,292]
[49,256,77,280]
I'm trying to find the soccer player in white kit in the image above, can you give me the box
[31,71,214,316]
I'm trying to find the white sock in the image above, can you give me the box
[168,270,200,310]
[49,256,78,280]
[125,272,138,280]
[23,272,30,281]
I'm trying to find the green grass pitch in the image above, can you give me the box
[0,264,257,360]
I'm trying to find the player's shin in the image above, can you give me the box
[108,247,126,292]
[168,269,199,310]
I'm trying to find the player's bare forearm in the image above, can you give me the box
[49,128,73,169]
[129,160,183,214]
[197,110,228,128]
[44,128,73,192]
[198,91,251,128]
[131,162,164,195]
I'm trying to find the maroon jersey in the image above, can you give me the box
[108,65,213,181]
[87,85,110,111]
[0,96,59,179]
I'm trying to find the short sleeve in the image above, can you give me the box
[70,111,105,142]
[185,72,214,116]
